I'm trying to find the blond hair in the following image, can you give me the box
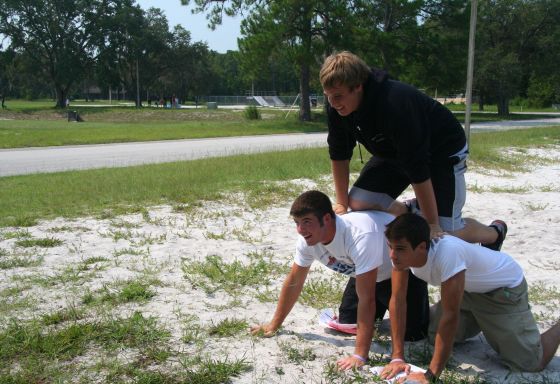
[319,51,370,89]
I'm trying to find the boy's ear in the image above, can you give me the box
[416,241,428,253]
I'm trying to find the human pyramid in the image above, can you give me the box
[250,51,560,383]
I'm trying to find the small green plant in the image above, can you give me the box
[231,222,265,243]
[0,250,43,269]
[204,230,227,240]
[255,287,280,303]
[299,276,346,309]
[130,232,166,246]
[540,184,559,192]
[522,202,549,211]
[182,254,285,294]
[180,356,251,383]
[279,341,317,364]
[208,317,248,337]
[2,229,32,239]
[47,225,90,233]
[110,219,141,229]
[112,247,149,257]
[42,306,85,326]
[323,361,370,383]
[7,216,38,227]
[119,280,156,302]
[15,237,63,248]
[406,341,434,366]
[488,185,530,193]
[243,105,261,120]
[102,228,135,242]
[82,256,109,265]
[180,314,204,345]
[82,280,157,306]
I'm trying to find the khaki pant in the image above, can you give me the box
[429,279,542,371]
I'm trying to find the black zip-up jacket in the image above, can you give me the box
[327,71,467,184]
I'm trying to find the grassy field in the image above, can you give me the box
[0,100,558,149]
[0,104,325,148]
[0,126,559,228]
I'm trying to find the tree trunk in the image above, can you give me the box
[299,63,311,122]
[478,94,484,111]
[55,87,67,109]
[497,96,509,117]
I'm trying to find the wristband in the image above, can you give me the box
[352,353,367,363]
[390,358,404,364]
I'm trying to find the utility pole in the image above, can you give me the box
[464,0,478,146]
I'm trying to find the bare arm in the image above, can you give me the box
[412,179,444,237]
[389,269,409,360]
[331,159,350,214]
[337,268,377,370]
[381,269,411,379]
[429,270,465,376]
[250,263,309,336]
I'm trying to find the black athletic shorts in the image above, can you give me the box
[350,151,468,231]
[338,271,429,341]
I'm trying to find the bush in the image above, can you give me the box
[527,74,559,108]
[243,105,261,120]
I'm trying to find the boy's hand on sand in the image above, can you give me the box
[336,355,365,370]
[250,324,277,337]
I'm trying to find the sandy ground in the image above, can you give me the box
[1,146,559,383]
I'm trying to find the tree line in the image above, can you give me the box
[1,0,559,118]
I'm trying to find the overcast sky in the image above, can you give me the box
[135,0,242,53]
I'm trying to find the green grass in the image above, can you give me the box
[0,249,43,270]
[0,311,170,361]
[82,279,158,306]
[0,311,174,382]
[279,340,317,364]
[1,126,558,227]
[183,253,287,294]
[0,147,333,227]
[15,237,63,248]
[299,276,347,309]
[468,126,560,171]
[0,108,325,148]
[445,102,560,114]
[208,318,249,337]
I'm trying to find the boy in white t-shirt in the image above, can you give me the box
[250,191,429,370]
[380,213,560,383]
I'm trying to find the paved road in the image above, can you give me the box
[0,133,328,177]
[1,118,559,177]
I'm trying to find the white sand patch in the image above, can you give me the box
[0,148,559,383]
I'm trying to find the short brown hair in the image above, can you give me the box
[290,190,335,224]
[320,51,370,89]
[385,213,430,250]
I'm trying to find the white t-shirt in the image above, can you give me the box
[411,235,524,293]
[294,211,393,282]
